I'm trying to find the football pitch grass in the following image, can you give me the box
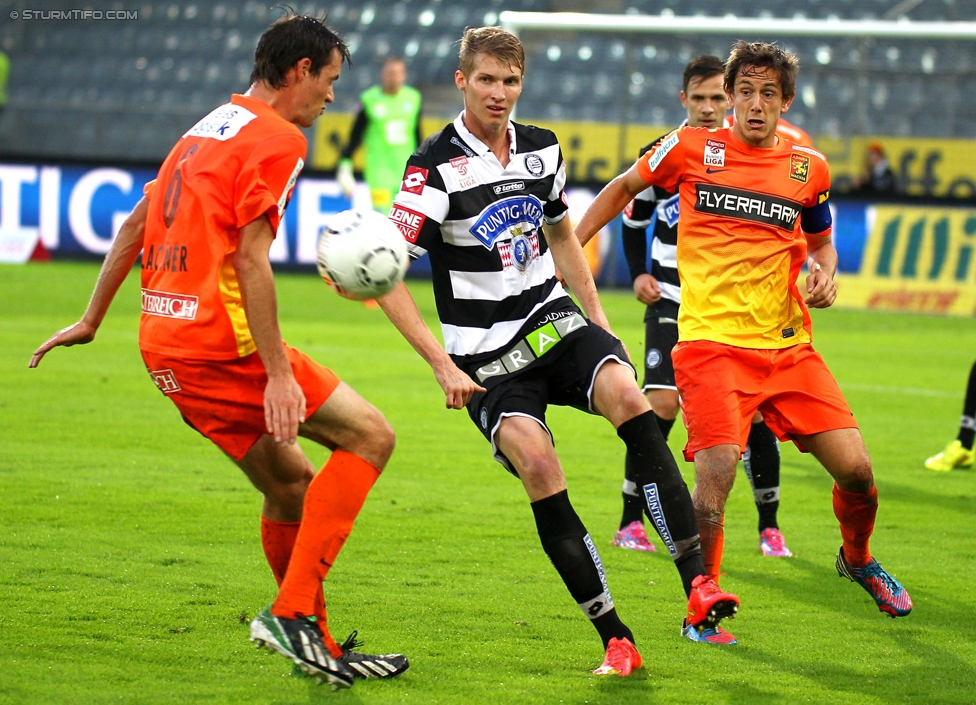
[2,261,975,704]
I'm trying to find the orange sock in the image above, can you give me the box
[260,517,342,656]
[260,517,300,586]
[696,510,725,580]
[832,484,877,567]
[272,449,380,621]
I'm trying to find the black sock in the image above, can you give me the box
[654,413,675,441]
[531,490,634,648]
[744,421,781,533]
[619,453,645,528]
[959,361,976,450]
[617,410,704,596]
[620,414,677,528]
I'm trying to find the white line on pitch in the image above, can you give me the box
[842,383,958,398]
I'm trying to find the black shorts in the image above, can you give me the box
[463,323,632,476]
[642,314,678,392]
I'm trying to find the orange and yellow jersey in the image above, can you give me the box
[636,125,831,349]
[139,94,306,360]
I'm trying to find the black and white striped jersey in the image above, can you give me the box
[622,130,682,319]
[389,113,573,365]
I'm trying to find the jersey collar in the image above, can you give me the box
[453,111,518,159]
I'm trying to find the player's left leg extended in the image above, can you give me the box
[798,428,912,618]
[496,415,642,675]
[592,361,739,644]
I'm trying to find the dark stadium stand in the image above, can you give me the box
[0,0,973,161]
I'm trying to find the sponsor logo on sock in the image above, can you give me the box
[643,483,677,556]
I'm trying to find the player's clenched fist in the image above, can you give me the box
[805,264,837,309]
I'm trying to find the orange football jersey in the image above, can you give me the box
[636,125,830,349]
[139,94,306,360]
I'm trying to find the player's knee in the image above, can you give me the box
[836,453,874,493]
[611,383,651,424]
[645,390,679,420]
[695,447,739,493]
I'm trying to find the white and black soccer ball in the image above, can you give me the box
[316,209,409,301]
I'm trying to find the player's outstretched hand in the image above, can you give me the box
[805,264,836,308]
[633,273,662,305]
[264,374,306,445]
[433,360,486,410]
[29,321,97,368]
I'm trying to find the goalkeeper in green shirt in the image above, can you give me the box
[337,57,423,214]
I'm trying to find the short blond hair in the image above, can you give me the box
[458,26,525,76]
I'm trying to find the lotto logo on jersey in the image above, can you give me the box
[704,139,726,167]
[388,204,426,243]
[401,166,428,195]
[818,189,830,204]
[141,289,199,320]
[790,154,811,183]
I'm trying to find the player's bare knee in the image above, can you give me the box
[835,454,874,493]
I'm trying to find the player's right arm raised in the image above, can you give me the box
[378,282,485,409]
[29,196,150,368]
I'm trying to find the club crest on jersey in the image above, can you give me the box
[789,154,810,183]
[469,194,544,249]
[498,231,540,272]
[704,139,726,167]
[449,156,478,190]
[658,193,680,228]
[524,153,545,177]
[401,166,428,195]
[646,349,662,369]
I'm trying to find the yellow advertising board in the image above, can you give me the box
[313,113,976,198]
[836,205,976,317]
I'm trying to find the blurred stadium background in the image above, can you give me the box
[1,0,974,313]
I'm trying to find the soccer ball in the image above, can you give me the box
[316,209,409,301]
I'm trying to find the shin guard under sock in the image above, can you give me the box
[832,483,878,567]
[532,490,633,648]
[743,421,782,532]
[273,450,380,621]
[261,517,338,656]
[616,411,702,573]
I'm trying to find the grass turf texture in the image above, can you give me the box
[2,261,975,704]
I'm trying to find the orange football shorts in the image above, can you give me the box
[672,340,857,461]
[140,344,340,461]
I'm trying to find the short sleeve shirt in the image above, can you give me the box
[139,94,306,360]
[637,126,831,349]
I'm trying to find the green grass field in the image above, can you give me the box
[2,261,975,704]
